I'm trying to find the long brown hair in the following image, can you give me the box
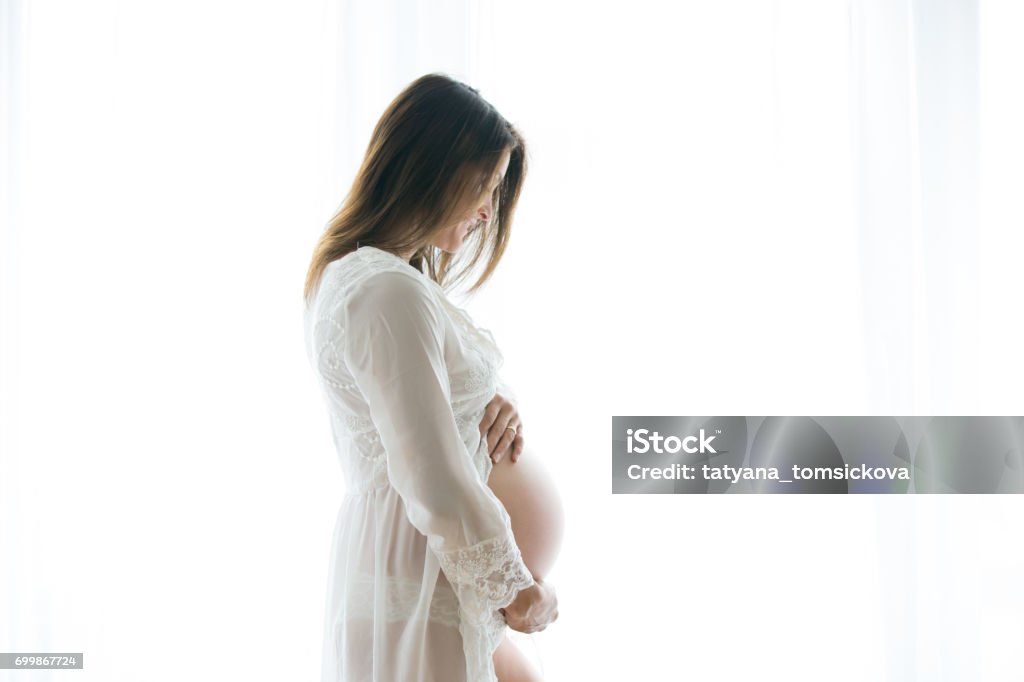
[303,73,529,305]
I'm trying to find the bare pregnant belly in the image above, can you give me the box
[486,441,563,581]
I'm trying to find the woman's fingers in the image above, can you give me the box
[479,391,526,464]
[510,433,524,463]
[491,423,523,464]
[489,404,515,452]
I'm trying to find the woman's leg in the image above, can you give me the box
[493,633,543,682]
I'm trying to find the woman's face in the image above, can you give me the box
[430,147,512,254]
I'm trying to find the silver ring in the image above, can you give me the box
[505,425,518,436]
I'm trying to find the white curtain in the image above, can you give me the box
[852,0,979,415]
[3,1,1023,680]
[0,1,377,679]
[855,2,1024,680]
[2,0,30,660]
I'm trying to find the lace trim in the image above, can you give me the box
[346,572,461,628]
[442,528,532,675]
[434,530,535,626]
[434,528,535,681]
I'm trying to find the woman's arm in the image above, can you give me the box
[342,269,535,625]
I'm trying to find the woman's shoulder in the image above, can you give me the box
[316,247,439,320]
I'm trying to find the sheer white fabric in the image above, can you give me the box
[304,245,535,682]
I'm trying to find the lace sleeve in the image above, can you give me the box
[342,269,535,624]
[434,525,534,625]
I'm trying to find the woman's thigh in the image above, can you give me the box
[493,633,543,682]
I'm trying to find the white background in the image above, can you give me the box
[2,1,1023,680]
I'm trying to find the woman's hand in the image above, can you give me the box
[501,579,558,634]
[479,391,524,464]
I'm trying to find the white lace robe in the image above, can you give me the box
[304,246,535,681]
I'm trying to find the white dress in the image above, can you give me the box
[303,245,536,682]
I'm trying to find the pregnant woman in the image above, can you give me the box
[302,73,564,682]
